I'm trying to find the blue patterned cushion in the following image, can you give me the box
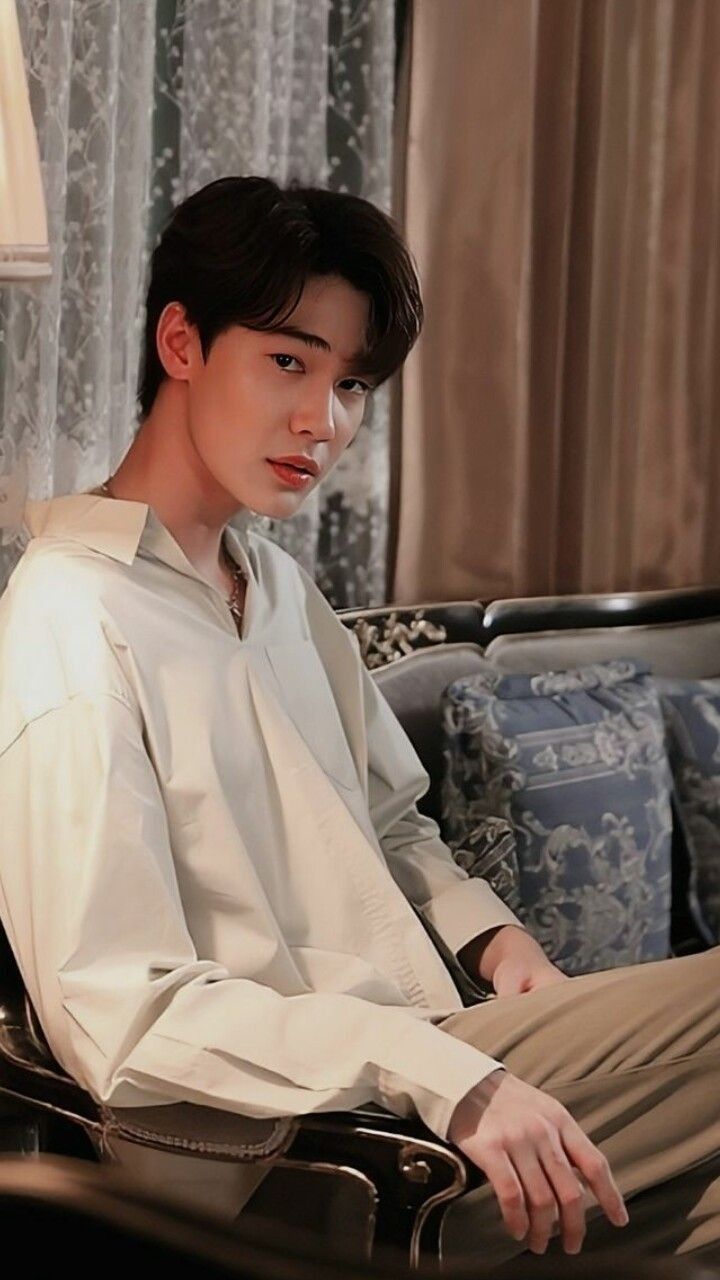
[440,659,674,975]
[654,677,720,945]
[450,816,525,919]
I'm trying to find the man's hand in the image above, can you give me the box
[448,1069,629,1254]
[460,924,570,997]
[492,940,570,997]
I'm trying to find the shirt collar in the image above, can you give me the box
[21,488,255,589]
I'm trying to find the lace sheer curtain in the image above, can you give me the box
[0,0,398,607]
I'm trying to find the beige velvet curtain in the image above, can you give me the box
[390,0,720,604]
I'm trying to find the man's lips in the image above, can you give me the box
[267,460,316,488]
[268,455,321,476]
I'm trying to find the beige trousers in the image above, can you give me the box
[436,944,720,1270]
[99,946,720,1270]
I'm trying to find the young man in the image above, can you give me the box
[0,176,718,1268]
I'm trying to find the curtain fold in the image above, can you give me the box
[392,0,720,604]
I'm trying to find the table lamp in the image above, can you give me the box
[0,0,51,282]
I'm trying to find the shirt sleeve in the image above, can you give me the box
[0,691,503,1143]
[355,639,528,957]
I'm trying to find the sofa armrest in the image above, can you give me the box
[275,1102,483,1265]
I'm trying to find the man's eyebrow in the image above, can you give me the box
[266,324,367,367]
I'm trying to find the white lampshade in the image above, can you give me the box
[0,0,50,281]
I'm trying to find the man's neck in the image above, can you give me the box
[104,393,247,581]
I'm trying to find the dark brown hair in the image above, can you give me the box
[137,175,424,420]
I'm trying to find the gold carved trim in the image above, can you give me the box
[349,610,448,669]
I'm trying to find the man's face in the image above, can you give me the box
[176,273,375,519]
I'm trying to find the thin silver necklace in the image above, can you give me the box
[98,477,247,626]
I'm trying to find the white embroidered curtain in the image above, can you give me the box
[0,0,397,606]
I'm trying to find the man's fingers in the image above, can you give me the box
[483,1126,614,1255]
[480,1150,530,1242]
[561,1124,629,1228]
[537,1139,588,1254]
[511,1150,564,1253]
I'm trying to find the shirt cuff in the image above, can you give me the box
[420,877,528,958]
[375,1013,506,1142]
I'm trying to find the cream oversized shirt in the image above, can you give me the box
[0,488,524,1143]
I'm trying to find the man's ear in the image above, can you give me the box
[155,301,200,382]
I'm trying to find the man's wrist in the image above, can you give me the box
[448,1067,507,1143]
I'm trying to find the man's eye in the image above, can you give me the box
[271,354,372,395]
[340,378,373,395]
[271,353,303,372]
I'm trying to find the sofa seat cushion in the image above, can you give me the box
[440,658,674,975]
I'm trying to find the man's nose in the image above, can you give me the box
[290,389,338,440]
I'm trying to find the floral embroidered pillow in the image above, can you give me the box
[440,659,674,976]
